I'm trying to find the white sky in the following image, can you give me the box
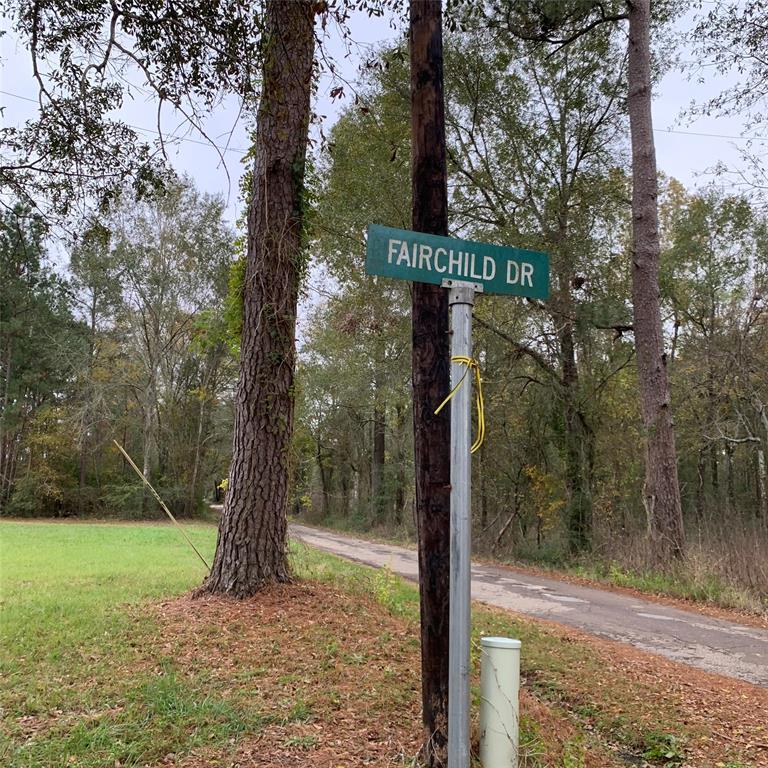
[0,5,759,230]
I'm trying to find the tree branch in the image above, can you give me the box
[473,314,557,376]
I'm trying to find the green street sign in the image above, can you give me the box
[365,224,549,299]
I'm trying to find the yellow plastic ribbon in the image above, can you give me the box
[434,355,485,454]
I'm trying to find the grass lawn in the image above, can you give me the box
[0,521,223,767]
[1,520,766,767]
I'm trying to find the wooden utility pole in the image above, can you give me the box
[409,1,451,764]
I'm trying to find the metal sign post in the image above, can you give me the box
[365,223,548,768]
[445,279,478,768]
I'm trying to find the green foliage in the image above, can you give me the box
[4,406,79,517]
[296,76,414,524]
[97,483,146,518]
[370,566,411,616]
[524,465,566,535]
[641,732,686,767]
[561,739,588,768]
[2,180,237,519]
[301,22,639,559]
[285,698,313,723]
[571,559,768,614]
[0,207,86,513]
[299,21,768,599]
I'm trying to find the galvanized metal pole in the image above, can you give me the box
[447,281,476,768]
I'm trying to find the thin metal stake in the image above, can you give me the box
[446,281,477,768]
[113,440,211,571]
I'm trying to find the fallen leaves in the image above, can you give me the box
[144,582,625,767]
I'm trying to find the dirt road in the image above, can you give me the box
[290,524,768,687]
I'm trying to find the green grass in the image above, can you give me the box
[0,521,216,651]
[289,541,416,615]
[565,560,767,614]
[0,520,257,768]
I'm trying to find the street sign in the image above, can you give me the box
[365,223,549,299]
[366,222,548,768]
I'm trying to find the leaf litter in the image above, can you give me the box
[146,582,632,767]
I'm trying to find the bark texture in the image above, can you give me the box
[371,373,386,520]
[200,0,315,597]
[627,0,685,561]
[141,366,158,515]
[410,1,451,763]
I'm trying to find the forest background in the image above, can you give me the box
[2,2,767,609]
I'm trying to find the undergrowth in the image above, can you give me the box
[567,559,767,614]
[297,513,767,615]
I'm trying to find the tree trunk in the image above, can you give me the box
[410,1,451,763]
[695,447,706,521]
[199,0,315,598]
[0,336,13,505]
[709,442,720,501]
[757,447,767,521]
[393,403,406,526]
[187,395,207,517]
[121,416,129,479]
[724,440,735,516]
[79,293,98,492]
[339,463,350,518]
[755,401,768,522]
[627,0,685,562]
[371,400,386,522]
[78,442,88,491]
[141,372,158,516]
[560,316,592,553]
[188,351,220,516]
[317,440,331,518]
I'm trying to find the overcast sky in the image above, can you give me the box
[1,4,760,231]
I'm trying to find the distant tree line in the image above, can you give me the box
[0,179,237,518]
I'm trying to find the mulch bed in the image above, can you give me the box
[146,583,626,767]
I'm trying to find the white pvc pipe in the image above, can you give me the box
[479,636,521,768]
